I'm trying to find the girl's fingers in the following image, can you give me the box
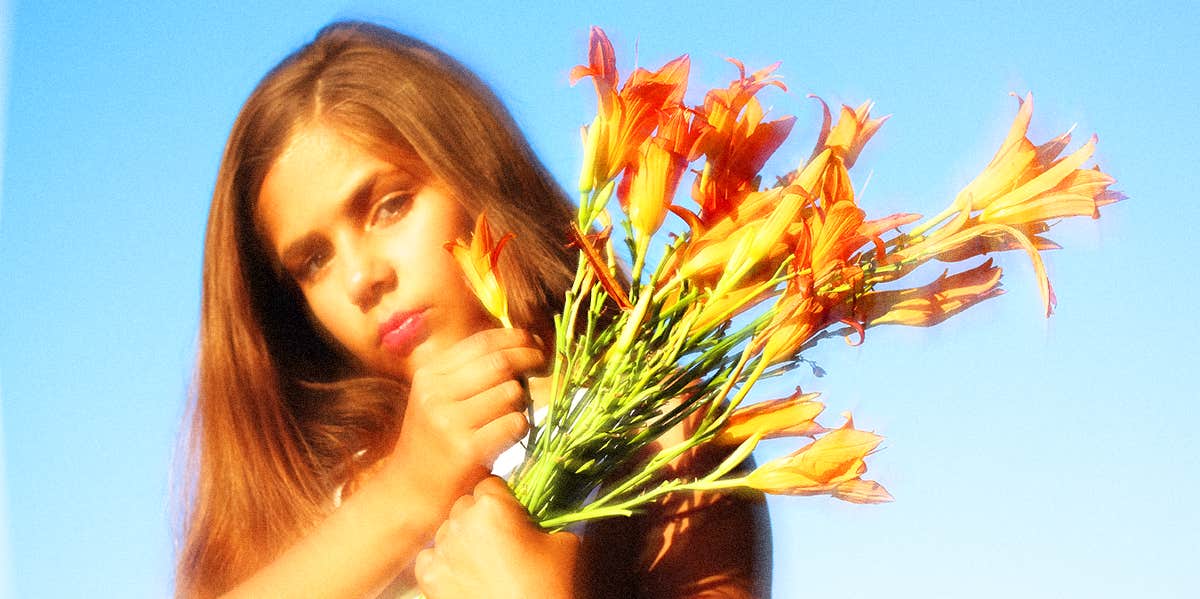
[434,502,466,551]
[432,328,542,374]
[472,411,530,468]
[448,493,476,519]
[413,548,448,598]
[457,346,545,398]
[458,379,527,429]
[471,476,524,514]
[416,345,544,406]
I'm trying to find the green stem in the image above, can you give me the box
[630,234,650,289]
[538,476,750,530]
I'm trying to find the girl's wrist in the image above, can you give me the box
[353,461,444,557]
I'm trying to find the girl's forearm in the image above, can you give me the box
[218,472,435,599]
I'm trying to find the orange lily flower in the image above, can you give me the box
[617,110,700,240]
[744,414,892,503]
[674,187,786,286]
[680,186,816,293]
[614,109,705,250]
[855,259,1004,327]
[445,213,514,327]
[571,27,690,191]
[891,94,1123,317]
[715,389,827,446]
[980,164,1123,225]
[691,59,795,222]
[569,25,619,112]
[777,97,888,206]
[675,150,830,290]
[809,97,889,170]
[807,200,868,282]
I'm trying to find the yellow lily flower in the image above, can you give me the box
[954,93,1122,225]
[744,414,892,503]
[758,293,821,366]
[622,137,686,241]
[689,275,780,333]
[445,213,514,327]
[715,389,827,446]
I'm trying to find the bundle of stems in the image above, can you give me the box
[450,27,1122,531]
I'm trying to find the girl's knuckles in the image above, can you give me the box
[428,412,455,435]
[499,380,524,403]
[467,328,510,354]
[450,494,473,516]
[487,352,515,378]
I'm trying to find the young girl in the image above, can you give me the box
[177,20,770,598]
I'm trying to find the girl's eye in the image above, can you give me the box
[295,249,331,282]
[370,192,413,228]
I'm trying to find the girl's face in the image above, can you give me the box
[256,124,496,381]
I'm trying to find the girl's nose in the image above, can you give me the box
[346,251,397,311]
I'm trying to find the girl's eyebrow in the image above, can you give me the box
[279,234,324,270]
[278,172,380,266]
[343,172,381,219]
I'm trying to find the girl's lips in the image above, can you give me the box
[379,309,428,353]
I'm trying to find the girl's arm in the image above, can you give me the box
[220,467,440,599]
[218,328,545,599]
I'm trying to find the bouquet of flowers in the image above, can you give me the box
[448,27,1122,529]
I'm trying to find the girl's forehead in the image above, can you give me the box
[257,125,432,215]
[276,123,426,175]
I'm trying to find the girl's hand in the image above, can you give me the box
[415,477,581,599]
[386,328,545,527]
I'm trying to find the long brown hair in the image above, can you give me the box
[177,21,577,597]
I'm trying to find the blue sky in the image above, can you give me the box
[2,1,1197,597]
